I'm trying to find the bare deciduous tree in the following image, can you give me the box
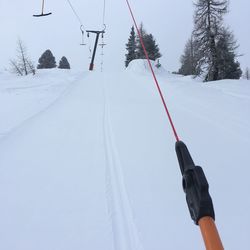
[193,0,228,81]
[179,36,200,76]
[10,39,35,76]
[10,59,23,76]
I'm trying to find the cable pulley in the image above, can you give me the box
[102,24,107,32]
[33,0,52,17]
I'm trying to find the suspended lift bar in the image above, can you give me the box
[33,0,52,17]
[80,25,86,45]
[86,30,105,71]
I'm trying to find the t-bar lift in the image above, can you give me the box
[86,30,105,71]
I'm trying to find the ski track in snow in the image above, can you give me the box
[0,73,84,140]
[3,83,53,91]
[102,80,144,250]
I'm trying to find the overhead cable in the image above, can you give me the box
[66,0,85,29]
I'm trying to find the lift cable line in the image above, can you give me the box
[99,0,107,72]
[33,0,52,17]
[65,0,107,70]
[125,0,179,142]
[66,0,85,28]
[102,0,106,28]
[65,0,88,48]
[99,33,106,72]
[124,0,224,249]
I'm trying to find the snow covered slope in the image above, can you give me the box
[0,69,82,139]
[0,63,249,249]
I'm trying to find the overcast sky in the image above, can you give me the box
[0,0,249,72]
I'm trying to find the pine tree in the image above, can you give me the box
[136,24,162,61]
[216,28,242,79]
[143,33,161,60]
[125,26,137,67]
[136,24,147,59]
[58,56,70,69]
[193,0,228,81]
[37,49,56,69]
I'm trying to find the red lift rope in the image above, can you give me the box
[124,1,224,250]
[125,0,180,142]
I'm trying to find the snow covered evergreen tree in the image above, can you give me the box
[143,33,161,61]
[193,0,228,81]
[136,24,162,61]
[125,26,137,67]
[135,24,147,59]
[58,56,70,69]
[216,28,242,79]
[37,50,56,69]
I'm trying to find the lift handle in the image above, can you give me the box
[175,141,224,249]
[175,141,215,224]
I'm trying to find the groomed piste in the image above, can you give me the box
[0,61,249,249]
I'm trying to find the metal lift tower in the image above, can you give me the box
[86,30,105,71]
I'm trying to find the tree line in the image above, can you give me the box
[178,0,242,81]
[125,0,249,81]
[10,40,70,76]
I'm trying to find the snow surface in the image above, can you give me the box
[0,61,249,249]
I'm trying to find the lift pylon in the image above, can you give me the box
[86,30,105,71]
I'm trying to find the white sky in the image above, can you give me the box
[0,0,249,72]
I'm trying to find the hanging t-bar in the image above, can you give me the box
[80,25,86,46]
[33,0,52,17]
[86,30,105,71]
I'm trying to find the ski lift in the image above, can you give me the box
[80,25,86,46]
[33,0,52,17]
